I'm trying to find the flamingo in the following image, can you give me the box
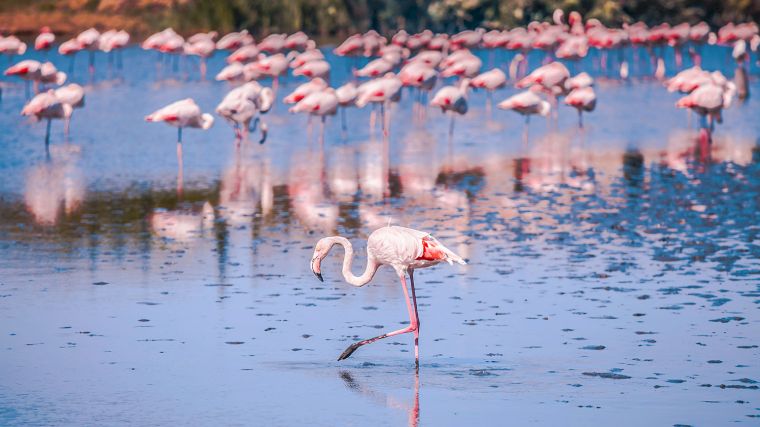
[355,58,395,78]
[289,49,324,69]
[676,81,734,140]
[216,82,274,143]
[76,28,101,74]
[99,29,130,69]
[310,225,466,364]
[145,98,214,143]
[145,98,214,196]
[5,60,66,96]
[247,53,290,93]
[21,90,65,148]
[53,83,85,136]
[470,68,507,111]
[284,31,311,51]
[564,86,596,128]
[293,59,331,80]
[430,78,470,142]
[257,34,287,53]
[732,40,749,100]
[497,90,551,144]
[399,61,438,117]
[184,37,216,79]
[35,27,55,52]
[289,89,339,144]
[283,77,329,104]
[227,44,260,64]
[216,30,254,50]
[356,73,403,135]
[335,82,358,131]
[0,35,27,61]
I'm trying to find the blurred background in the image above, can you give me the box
[2,0,759,40]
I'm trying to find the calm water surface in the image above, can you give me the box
[0,45,759,426]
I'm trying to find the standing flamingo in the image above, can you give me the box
[21,90,65,149]
[310,226,466,364]
[53,83,85,136]
[430,78,470,143]
[470,68,507,112]
[498,90,551,144]
[145,98,214,196]
[35,27,55,53]
[564,86,596,128]
[289,89,339,144]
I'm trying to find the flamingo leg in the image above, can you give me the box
[176,138,184,199]
[259,120,268,144]
[409,269,420,365]
[338,273,418,361]
[44,118,52,150]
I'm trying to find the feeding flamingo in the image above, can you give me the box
[216,82,274,143]
[310,225,466,364]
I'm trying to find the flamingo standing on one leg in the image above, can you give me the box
[310,225,466,365]
[35,27,55,55]
[430,78,470,154]
[497,90,551,145]
[145,98,214,196]
[289,89,339,146]
[53,83,85,137]
[21,90,66,151]
[564,86,597,128]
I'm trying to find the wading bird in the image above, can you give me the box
[310,226,466,365]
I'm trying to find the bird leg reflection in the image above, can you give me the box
[338,369,419,427]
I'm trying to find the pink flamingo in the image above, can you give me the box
[76,28,101,74]
[5,60,66,96]
[516,61,569,115]
[184,37,216,79]
[35,27,55,52]
[399,61,438,117]
[335,82,358,132]
[310,225,466,364]
[53,83,85,136]
[216,30,254,50]
[289,89,339,144]
[430,79,469,149]
[288,49,324,69]
[470,68,506,111]
[247,53,290,94]
[257,34,287,53]
[293,59,331,80]
[356,58,395,78]
[284,32,311,51]
[356,73,403,135]
[676,81,734,141]
[99,29,130,69]
[0,35,27,62]
[497,90,551,144]
[21,90,66,148]
[283,77,329,104]
[564,86,596,128]
[227,44,260,64]
[145,98,214,196]
[216,82,274,143]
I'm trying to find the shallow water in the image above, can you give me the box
[1,45,759,426]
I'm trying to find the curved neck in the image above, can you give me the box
[328,236,379,287]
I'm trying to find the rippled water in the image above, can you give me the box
[1,45,759,426]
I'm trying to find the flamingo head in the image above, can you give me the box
[311,237,335,282]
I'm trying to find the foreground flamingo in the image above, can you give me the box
[21,90,66,148]
[53,83,85,136]
[310,226,466,364]
[564,86,597,128]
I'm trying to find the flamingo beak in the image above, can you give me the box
[311,257,323,282]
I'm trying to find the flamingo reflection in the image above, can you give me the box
[339,370,419,427]
[24,145,84,225]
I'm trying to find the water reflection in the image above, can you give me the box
[340,370,419,427]
[1,127,757,282]
[24,144,85,225]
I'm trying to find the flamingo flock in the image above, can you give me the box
[1,13,758,365]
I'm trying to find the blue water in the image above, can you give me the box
[0,44,759,426]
